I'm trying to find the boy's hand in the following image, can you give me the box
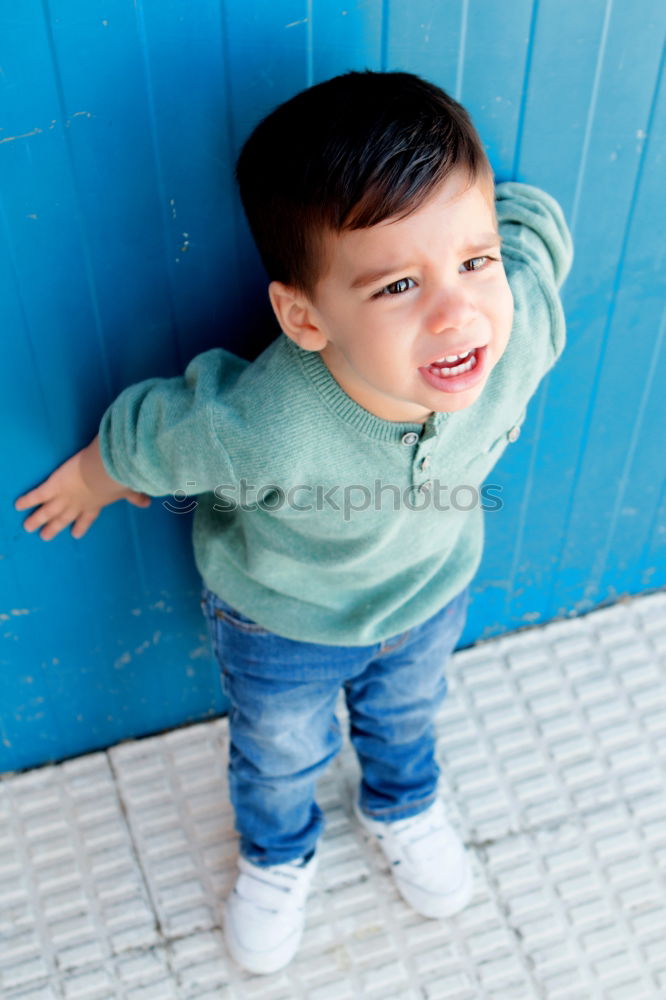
[14,436,151,541]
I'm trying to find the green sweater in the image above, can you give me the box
[99,181,573,645]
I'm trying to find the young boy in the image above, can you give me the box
[14,71,573,975]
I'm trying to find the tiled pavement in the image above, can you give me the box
[1,590,665,999]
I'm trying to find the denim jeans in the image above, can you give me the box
[200,584,469,867]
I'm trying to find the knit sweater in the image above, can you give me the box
[99,181,573,645]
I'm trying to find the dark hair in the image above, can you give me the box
[235,70,494,299]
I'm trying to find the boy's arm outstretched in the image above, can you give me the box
[14,346,245,542]
[14,435,151,542]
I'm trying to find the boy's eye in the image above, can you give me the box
[373,277,417,298]
[372,256,499,299]
[463,255,496,271]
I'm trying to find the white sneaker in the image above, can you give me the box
[354,797,473,918]
[223,851,318,975]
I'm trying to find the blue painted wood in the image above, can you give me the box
[461,0,666,639]
[2,0,664,769]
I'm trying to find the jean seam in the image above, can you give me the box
[212,607,270,635]
[376,629,412,656]
[360,791,437,820]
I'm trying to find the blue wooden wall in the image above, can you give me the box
[2,1,665,771]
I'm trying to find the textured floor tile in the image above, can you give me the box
[0,754,158,998]
[1,590,665,998]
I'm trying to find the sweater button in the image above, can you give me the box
[508,425,521,443]
[401,432,419,445]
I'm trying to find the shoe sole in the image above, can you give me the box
[223,902,305,975]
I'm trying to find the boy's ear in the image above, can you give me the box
[268,281,328,352]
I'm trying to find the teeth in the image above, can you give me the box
[428,353,478,377]
[434,350,473,364]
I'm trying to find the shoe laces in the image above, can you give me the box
[234,855,314,915]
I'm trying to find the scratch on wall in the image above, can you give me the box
[0,113,93,145]
[0,128,43,145]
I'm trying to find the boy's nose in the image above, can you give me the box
[425,288,478,335]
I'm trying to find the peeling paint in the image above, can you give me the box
[188,646,208,659]
[149,603,174,613]
[0,128,43,145]
[0,113,92,144]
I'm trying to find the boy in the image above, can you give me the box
[14,71,573,975]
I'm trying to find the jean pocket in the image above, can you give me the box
[207,593,272,636]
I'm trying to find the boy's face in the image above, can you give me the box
[302,169,514,423]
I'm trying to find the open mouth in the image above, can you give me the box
[424,347,479,377]
[418,345,488,394]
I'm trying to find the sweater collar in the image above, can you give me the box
[286,336,446,443]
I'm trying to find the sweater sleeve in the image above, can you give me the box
[495,181,574,363]
[98,348,246,497]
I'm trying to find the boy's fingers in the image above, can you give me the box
[20,499,65,535]
[39,507,78,541]
[127,492,151,507]
[34,519,60,541]
[71,512,97,539]
[21,513,43,532]
[15,482,51,510]
[15,491,39,510]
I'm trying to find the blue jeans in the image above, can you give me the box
[200,585,469,867]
